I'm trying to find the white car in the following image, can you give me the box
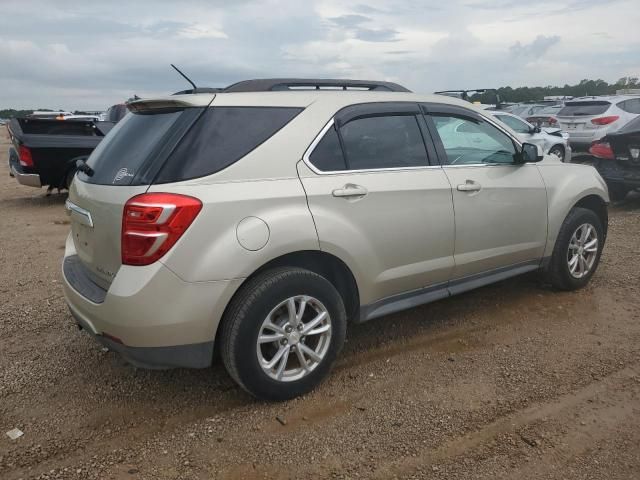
[492,111,571,162]
[556,96,640,151]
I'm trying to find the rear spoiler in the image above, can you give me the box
[127,96,214,113]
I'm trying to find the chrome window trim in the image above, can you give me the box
[302,117,441,175]
[302,105,529,174]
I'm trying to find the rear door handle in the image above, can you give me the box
[457,180,482,192]
[332,184,368,198]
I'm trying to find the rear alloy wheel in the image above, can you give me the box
[545,207,604,290]
[256,295,332,382]
[548,145,565,162]
[221,267,346,401]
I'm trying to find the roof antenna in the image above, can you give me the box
[171,64,197,91]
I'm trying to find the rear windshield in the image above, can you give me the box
[558,101,611,116]
[78,110,182,185]
[78,106,303,186]
[154,106,302,183]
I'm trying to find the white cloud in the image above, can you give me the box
[176,23,228,39]
[0,0,637,110]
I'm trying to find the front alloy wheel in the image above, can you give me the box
[545,207,604,290]
[567,223,598,279]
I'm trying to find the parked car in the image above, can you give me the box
[526,105,564,127]
[508,104,549,119]
[492,111,571,161]
[588,115,640,200]
[7,117,115,191]
[62,78,609,401]
[556,96,640,151]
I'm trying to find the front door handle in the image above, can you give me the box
[457,180,482,192]
[332,184,368,198]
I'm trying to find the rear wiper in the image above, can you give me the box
[76,158,94,177]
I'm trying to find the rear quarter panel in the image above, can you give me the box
[537,162,609,258]
[152,177,320,283]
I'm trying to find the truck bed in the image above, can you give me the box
[7,118,114,189]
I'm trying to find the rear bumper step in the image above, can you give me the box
[9,157,41,188]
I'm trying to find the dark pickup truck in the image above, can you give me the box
[7,117,117,191]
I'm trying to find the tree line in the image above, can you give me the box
[467,77,639,104]
[1,77,638,118]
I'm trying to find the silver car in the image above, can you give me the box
[556,96,640,151]
[62,79,609,400]
[493,111,571,162]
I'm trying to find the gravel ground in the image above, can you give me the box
[1,129,640,480]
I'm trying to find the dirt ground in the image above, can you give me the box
[1,129,639,480]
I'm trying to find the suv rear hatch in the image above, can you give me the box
[67,102,207,289]
[557,100,613,134]
[67,95,304,290]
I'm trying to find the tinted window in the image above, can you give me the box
[618,99,640,114]
[309,125,346,171]
[619,115,640,134]
[433,115,517,165]
[156,107,302,183]
[339,115,428,170]
[80,110,182,185]
[495,114,531,133]
[558,101,611,116]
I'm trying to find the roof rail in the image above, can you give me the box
[224,78,411,93]
[172,87,224,95]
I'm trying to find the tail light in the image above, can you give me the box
[19,145,34,167]
[122,193,202,266]
[591,116,619,126]
[589,140,614,160]
[548,117,558,125]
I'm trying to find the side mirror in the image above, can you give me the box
[519,143,543,163]
[529,124,541,134]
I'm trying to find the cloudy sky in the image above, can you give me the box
[1,0,638,110]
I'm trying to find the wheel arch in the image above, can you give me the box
[572,194,608,240]
[215,250,360,351]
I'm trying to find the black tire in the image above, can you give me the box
[545,207,604,291]
[220,267,347,401]
[548,145,565,162]
[64,167,77,190]
[607,183,629,202]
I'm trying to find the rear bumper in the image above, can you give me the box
[61,234,243,369]
[564,128,609,151]
[9,155,41,188]
[594,160,640,188]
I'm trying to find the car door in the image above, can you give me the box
[297,102,456,306]
[422,103,548,280]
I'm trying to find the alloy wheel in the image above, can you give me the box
[256,295,332,382]
[567,223,598,279]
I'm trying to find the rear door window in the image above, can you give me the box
[339,115,429,170]
[558,101,611,116]
[79,110,183,185]
[309,125,347,171]
[156,107,302,183]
